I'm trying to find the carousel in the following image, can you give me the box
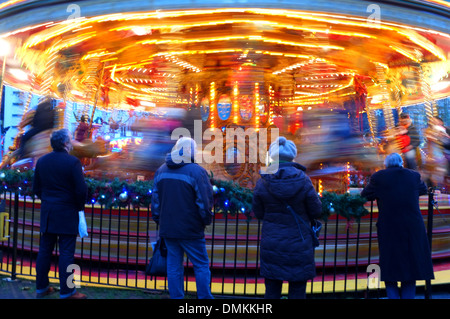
[0,0,450,286]
[0,3,449,187]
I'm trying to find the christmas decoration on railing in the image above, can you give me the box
[85,177,154,209]
[210,172,253,221]
[320,191,369,222]
[0,169,370,221]
[0,169,34,196]
[348,172,370,188]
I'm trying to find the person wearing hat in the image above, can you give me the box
[252,136,322,299]
[152,137,214,299]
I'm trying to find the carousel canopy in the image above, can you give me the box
[0,0,449,115]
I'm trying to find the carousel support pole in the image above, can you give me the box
[419,64,435,122]
[88,62,105,138]
[394,85,403,119]
[366,105,377,143]
[0,53,6,99]
[62,82,70,130]
[0,54,6,158]
[375,64,394,130]
[415,51,436,122]
[82,57,101,119]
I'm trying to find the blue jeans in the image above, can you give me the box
[36,233,77,298]
[164,238,213,299]
[385,281,416,299]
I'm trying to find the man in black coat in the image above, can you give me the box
[33,129,87,299]
[361,153,434,299]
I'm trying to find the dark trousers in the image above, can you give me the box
[36,233,77,298]
[264,278,307,299]
[385,281,416,299]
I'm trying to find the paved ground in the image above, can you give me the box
[0,274,169,299]
[1,274,449,299]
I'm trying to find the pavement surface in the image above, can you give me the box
[0,274,168,299]
[1,274,449,300]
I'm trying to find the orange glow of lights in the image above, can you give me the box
[195,84,199,106]
[210,82,215,129]
[268,85,274,125]
[233,81,239,124]
[110,137,142,150]
[318,179,323,196]
[346,162,351,191]
[254,82,260,131]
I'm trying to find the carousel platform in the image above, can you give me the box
[1,191,450,296]
[3,193,449,266]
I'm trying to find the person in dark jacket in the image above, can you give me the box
[19,98,55,158]
[252,136,322,299]
[33,129,87,299]
[361,153,434,299]
[152,137,214,299]
[398,113,420,170]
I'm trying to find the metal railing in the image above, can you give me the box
[0,189,440,299]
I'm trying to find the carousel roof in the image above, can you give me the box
[0,2,449,113]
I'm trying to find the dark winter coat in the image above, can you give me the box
[33,150,87,235]
[361,166,434,282]
[151,153,213,239]
[252,162,322,282]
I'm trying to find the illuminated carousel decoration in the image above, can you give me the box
[0,4,448,187]
[0,0,449,286]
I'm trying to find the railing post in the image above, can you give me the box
[10,191,19,281]
[424,187,434,299]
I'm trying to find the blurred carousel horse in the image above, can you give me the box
[421,124,449,185]
[70,137,109,158]
[83,138,175,178]
[0,130,54,170]
[296,110,383,173]
[0,105,54,170]
[297,134,382,173]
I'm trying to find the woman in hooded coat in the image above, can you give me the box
[252,137,322,299]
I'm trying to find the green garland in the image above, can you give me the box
[0,169,370,221]
[320,191,369,222]
[209,173,254,221]
[0,169,34,196]
[85,177,154,209]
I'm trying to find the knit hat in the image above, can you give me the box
[171,137,197,163]
[268,136,297,162]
